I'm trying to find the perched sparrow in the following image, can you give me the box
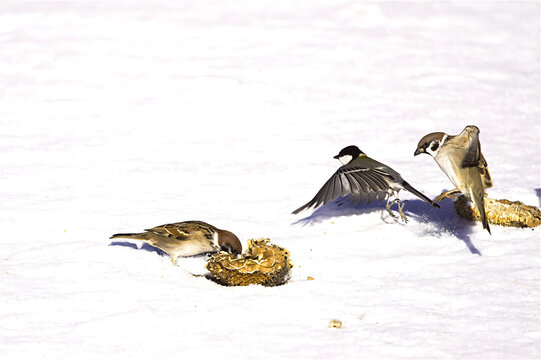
[292,145,439,222]
[414,125,492,233]
[110,220,242,265]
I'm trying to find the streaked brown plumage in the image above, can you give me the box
[415,125,492,233]
[110,220,242,265]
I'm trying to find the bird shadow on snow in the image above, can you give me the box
[108,241,211,261]
[535,188,541,207]
[292,197,482,255]
[109,241,168,257]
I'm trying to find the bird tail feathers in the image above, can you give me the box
[469,188,491,234]
[402,181,440,208]
[109,233,147,240]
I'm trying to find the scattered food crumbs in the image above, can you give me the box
[307,276,314,280]
[329,319,342,328]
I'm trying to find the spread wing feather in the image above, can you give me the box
[350,172,369,193]
[292,165,393,214]
[460,127,493,190]
[364,171,389,191]
[461,128,481,168]
[479,153,492,189]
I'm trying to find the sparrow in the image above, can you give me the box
[110,220,242,265]
[414,125,492,233]
[292,145,439,222]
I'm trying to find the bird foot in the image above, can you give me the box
[385,199,408,222]
[385,201,397,218]
[397,201,408,223]
[433,189,461,203]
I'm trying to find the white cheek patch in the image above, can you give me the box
[426,141,440,157]
[212,231,220,248]
[338,155,353,165]
[424,135,447,157]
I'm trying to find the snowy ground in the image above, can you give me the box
[1,1,539,359]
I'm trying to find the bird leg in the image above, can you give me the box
[385,192,408,222]
[433,189,462,203]
[385,194,408,223]
[385,197,398,218]
[397,201,408,223]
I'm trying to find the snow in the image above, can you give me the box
[1,1,539,359]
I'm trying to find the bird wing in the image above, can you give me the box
[292,163,393,214]
[145,222,206,240]
[460,127,492,189]
[478,153,493,189]
[336,191,389,208]
[461,128,481,168]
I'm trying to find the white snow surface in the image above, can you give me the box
[1,1,539,359]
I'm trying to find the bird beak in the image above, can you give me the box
[414,148,423,156]
[333,154,340,159]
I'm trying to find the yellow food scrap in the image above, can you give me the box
[329,320,342,328]
[454,196,540,228]
[206,238,293,287]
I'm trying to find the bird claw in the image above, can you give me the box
[433,189,461,203]
[397,202,408,223]
[385,201,397,218]
[386,198,408,223]
[433,194,447,203]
